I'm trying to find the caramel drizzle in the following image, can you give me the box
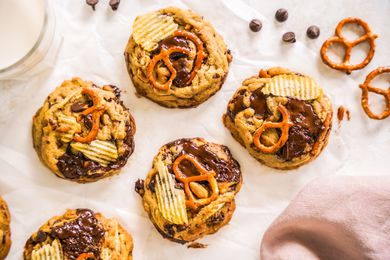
[253,105,293,154]
[320,17,378,74]
[172,154,219,210]
[147,30,205,91]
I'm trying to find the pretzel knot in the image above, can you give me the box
[173,154,219,210]
[73,87,105,143]
[359,66,390,120]
[76,253,96,260]
[320,17,378,74]
[253,105,293,154]
[147,30,205,91]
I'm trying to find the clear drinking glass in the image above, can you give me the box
[0,0,62,80]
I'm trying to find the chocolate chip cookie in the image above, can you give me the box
[33,78,136,183]
[135,138,242,243]
[0,197,11,260]
[223,67,332,170]
[23,209,133,260]
[124,7,232,108]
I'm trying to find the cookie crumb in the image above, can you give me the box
[337,106,350,126]
[187,242,207,249]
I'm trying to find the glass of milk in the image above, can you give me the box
[0,0,61,80]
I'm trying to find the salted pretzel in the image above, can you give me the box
[147,30,205,91]
[76,252,96,260]
[320,17,378,74]
[73,87,106,143]
[359,66,390,120]
[173,153,219,210]
[253,105,293,153]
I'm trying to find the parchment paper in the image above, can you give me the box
[0,0,389,259]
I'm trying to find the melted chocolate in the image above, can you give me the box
[50,209,105,260]
[150,36,191,88]
[278,99,324,161]
[57,120,135,180]
[166,139,241,183]
[228,88,268,120]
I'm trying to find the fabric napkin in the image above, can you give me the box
[260,176,390,260]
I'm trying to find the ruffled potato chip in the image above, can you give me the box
[56,114,81,143]
[31,239,63,260]
[261,74,323,100]
[133,12,178,51]
[155,161,188,225]
[71,140,118,167]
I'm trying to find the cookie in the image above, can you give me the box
[23,209,133,260]
[223,67,332,170]
[0,197,11,260]
[124,7,232,108]
[135,138,242,243]
[33,78,136,183]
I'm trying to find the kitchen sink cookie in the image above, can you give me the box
[135,138,242,243]
[33,78,136,183]
[223,67,332,170]
[0,197,11,260]
[124,7,232,108]
[23,209,133,260]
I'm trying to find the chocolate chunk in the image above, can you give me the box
[275,8,288,22]
[50,209,105,260]
[282,32,296,43]
[34,231,47,243]
[228,88,268,120]
[71,102,88,113]
[135,179,145,197]
[249,19,262,32]
[109,0,120,11]
[277,99,324,161]
[165,139,241,184]
[150,36,191,88]
[206,211,225,226]
[86,0,99,11]
[83,114,93,130]
[307,25,320,39]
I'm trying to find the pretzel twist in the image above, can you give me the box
[76,252,96,260]
[173,154,219,210]
[147,30,204,91]
[320,17,378,74]
[359,66,390,120]
[73,87,105,143]
[253,105,293,153]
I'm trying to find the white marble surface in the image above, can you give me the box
[0,0,389,259]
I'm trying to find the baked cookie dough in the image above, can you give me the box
[135,138,242,243]
[124,7,232,108]
[33,78,136,183]
[24,209,133,260]
[0,197,11,260]
[223,67,332,170]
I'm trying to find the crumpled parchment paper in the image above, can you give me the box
[0,0,389,259]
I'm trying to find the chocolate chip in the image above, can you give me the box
[275,8,288,22]
[282,32,296,43]
[135,179,145,197]
[249,19,262,32]
[34,231,47,243]
[109,0,120,11]
[307,25,320,39]
[84,114,93,130]
[71,102,88,112]
[86,0,99,11]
